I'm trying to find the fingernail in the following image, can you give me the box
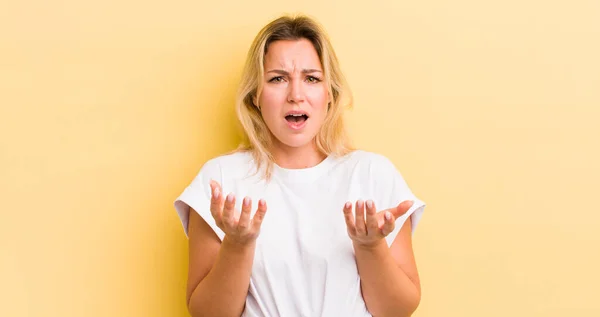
[345,202,351,209]
[366,200,373,209]
[385,212,392,221]
[243,197,250,206]
[226,193,234,202]
[214,187,220,199]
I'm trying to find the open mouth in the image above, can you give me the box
[285,114,308,123]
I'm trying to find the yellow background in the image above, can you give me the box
[2,0,599,316]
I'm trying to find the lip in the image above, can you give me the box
[284,110,309,131]
[285,110,309,117]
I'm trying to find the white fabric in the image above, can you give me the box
[174,150,426,317]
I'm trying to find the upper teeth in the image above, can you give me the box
[290,114,304,116]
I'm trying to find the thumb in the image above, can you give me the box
[391,200,414,219]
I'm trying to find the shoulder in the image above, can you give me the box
[333,150,403,187]
[343,149,398,171]
[200,150,254,172]
[191,150,255,184]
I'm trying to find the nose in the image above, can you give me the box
[287,78,305,104]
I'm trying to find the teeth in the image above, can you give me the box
[290,114,305,117]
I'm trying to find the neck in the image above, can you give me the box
[271,140,326,169]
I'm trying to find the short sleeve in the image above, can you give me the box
[173,158,225,240]
[372,155,426,247]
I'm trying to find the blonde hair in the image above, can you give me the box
[234,14,354,180]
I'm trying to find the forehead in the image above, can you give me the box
[264,39,322,69]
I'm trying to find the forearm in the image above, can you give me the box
[354,240,420,317]
[188,236,256,317]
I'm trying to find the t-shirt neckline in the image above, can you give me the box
[273,155,336,183]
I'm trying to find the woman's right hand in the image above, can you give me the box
[209,180,268,246]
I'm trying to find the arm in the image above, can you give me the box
[343,200,421,317]
[354,215,421,317]
[186,182,267,317]
[186,209,256,317]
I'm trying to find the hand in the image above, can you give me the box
[209,180,268,246]
[343,199,414,248]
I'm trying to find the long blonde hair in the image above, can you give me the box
[234,14,354,180]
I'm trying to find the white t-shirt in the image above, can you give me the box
[174,150,426,317]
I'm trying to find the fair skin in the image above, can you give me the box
[255,39,330,168]
[186,38,421,317]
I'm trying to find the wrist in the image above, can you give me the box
[222,235,256,251]
[352,239,388,252]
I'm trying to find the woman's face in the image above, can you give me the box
[257,39,329,151]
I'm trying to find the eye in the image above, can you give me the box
[306,76,322,83]
[269,76,284,83]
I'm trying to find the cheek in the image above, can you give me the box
[259,87,285,107]
[309,83,328,101]
[257,92,280,126]
[306,87,329,116]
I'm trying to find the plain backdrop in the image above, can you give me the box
[1,0,599,316]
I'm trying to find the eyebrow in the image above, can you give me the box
[266,69,323,75]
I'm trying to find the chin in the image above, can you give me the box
[280,139,313,149]
[277,134,317,149]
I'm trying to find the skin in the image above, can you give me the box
[186,38,421,317]
[254,39,330,169]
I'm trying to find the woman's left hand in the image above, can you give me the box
[343,199,414,248]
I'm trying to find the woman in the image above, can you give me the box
[174,14,426,317]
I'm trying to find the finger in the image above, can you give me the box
[365,200,378,235]
[222,193,236,228]
[209,182,223,223]
[210,179,222,191]
[343,201,357,236]
[381,211,396,236]
[355,200,366,235]
[392,200,414,219]
[210,180,223,199]
[251,199,268,230]
[238,197,252,231]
